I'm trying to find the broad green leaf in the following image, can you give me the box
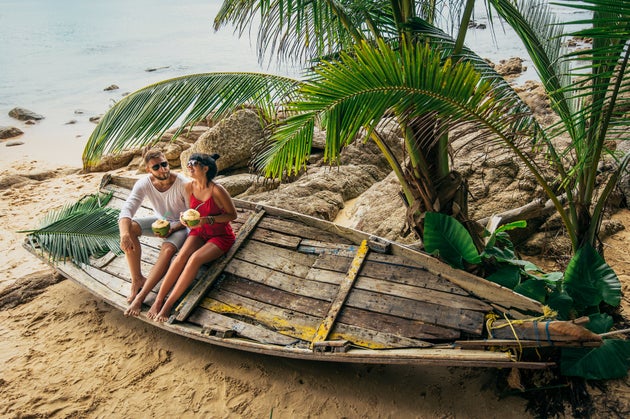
[586,313,614,335]
[561,340,630,380]
[545,289,574,320]
[485,265,521,289]
[424,212,481,269]
[564,244,621,308]
[514,279,548,303]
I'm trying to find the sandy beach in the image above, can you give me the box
[1,141,630,417]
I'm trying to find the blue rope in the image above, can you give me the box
[545,321,553,346]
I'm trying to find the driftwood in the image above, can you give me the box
[477,193,568,227]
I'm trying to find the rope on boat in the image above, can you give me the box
[485,306,559,354]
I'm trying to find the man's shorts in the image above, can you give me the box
[134,217,187,250]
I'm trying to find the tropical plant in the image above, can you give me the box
[82,0,629,259]
[22,192,121,265]
[423,211,629,380]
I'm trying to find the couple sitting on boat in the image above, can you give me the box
[119,149,237,322]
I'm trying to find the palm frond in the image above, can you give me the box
[214,0,370,64]
[22,193,122,266]
[257,38,551,192]
[82,72,301,168]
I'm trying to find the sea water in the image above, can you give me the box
[0,0,585,167]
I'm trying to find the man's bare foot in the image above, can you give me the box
[124,294,144,317]
[147,299,163,320]
[127,276,147,303]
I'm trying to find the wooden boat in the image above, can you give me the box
[24,174,603,369]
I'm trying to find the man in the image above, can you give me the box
[119,149,190,317]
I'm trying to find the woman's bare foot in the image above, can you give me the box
[154,301,174,323]
[124,294,145,317]
[127,276,147,303]
[146,299,164,320]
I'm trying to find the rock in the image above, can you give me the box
[341,171,413,243]
[180,109,265,171]
[6,141,24,147]
[239,165,384,221]
[216,173,259,197]
[494,57,526,78]
[8,107,44,121]
[89,115,103,124]
[0,126,23,139]
[84,150,136,173]
[104,84,119,91]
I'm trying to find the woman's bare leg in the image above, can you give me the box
[147,236,203,319]
[154,242,224,322]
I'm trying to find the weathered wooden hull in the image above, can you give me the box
[23,174,602,369]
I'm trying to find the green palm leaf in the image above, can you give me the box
[22,193,122,265]
[82,73,301,168]
[256,38,548,183]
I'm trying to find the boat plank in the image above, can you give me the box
[257,216,355,244]
[201,289,431,349]
[224,258,338,301]
[187,308,299,346]
[233,240,317,277]
[218,276,461,341]
[312,240,369,346]
[250,228,302,249]
[311,253,473,297]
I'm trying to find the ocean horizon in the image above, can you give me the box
[0,0,582,167]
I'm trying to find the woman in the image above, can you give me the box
[147,152,237,322]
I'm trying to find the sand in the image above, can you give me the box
[1,153,630,417]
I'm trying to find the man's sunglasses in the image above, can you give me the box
[151,161,169,171]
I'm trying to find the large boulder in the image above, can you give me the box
[238,165,385,221]
[180,109,264,171]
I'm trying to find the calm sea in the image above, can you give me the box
[0,0,583,167]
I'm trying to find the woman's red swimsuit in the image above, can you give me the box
[188,193,235,253]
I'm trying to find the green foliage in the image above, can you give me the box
[423,212,626,380]
[561,339,630,380]
[564,244,622,309]
[22,192,122,265]
[423,212,481,269]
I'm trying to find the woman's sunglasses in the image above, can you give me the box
[151,161,169,171]
[187,160,204,167]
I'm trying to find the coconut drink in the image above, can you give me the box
[182,209,201,227]
[151,219,170,236]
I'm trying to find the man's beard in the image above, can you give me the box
[155,171,170,181]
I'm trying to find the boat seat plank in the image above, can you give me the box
[311,240,370,346]
[173,208,266,322]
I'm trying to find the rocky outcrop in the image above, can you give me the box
[180,109,264,171]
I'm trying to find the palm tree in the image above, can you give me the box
[83,0,629,259]
[83,0,539,251]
